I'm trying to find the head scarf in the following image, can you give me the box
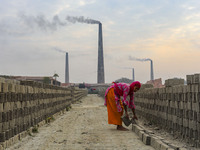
[129,81,141,94]
[113,81,141,96]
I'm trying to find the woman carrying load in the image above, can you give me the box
[104,81,141,131]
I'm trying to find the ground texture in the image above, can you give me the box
[7,94,155,150]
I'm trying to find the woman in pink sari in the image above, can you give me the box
[104,81,141,131]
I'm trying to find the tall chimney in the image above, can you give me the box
[65,52,69,83]
[150,60,154,81]
[97,23,105,83]
[132,68,135,81]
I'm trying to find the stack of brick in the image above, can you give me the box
[134,73,200,148]
[140,84,153,90]
[0,77,87,148]
[74,87,88,101]
[165,78,184,87]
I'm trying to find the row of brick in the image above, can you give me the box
[0,83,70,94]
[0,99,70,142]
[0,93,72,103]
[136,109,200,145]
[187,74,200,84]
[135,85,200,147]
[0,98,71,122]
[0,79,88,145]
[136,92,199,102]
[135,101,200,117]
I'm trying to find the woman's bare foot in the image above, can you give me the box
[117,125,129,131]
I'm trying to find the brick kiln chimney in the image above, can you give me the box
[150,60,154,81]
[65,52,69,83]
[132,68,135,81]
[97,23,105,83]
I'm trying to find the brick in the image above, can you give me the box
[194,74,200,84]
[138,131,144,141]
[143,132,151,145]
[151,137,161,150]
[193,130,198,140]
[2,112,7,122]
[0,132,6,142]
[0,145,3,150]
[2,83,8,92]
[14,126,18,135]
[134,125,144,136]
[189,120,197,130]
[0,122,2,133]
[7,111,10,121]
[5,130,10,140]
[11,93,16,102]
[0,112,2,123]
[169,143,180,150]
[160,142,170,150]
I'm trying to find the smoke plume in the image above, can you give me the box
[19,14,100,31]
[129,56,152,62]
[19,13,67,31]
[66,16,100,24]
[53,47,66,53]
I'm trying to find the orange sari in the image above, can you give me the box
[106,87,124,125]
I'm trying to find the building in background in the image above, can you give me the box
[12,76,61,86]
[146,78,164,88]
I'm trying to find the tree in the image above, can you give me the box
[53,73,59,80]
[53,73,59,85]
[43,77,51,84]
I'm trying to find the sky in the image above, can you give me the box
[0,0,200,84]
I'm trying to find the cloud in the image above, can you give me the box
[54,4,71,14]
[79,0,96,6]
[79,1,86,6]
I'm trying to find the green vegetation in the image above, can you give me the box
[53,73,59,81]
[43,77,51,84]
[66,105,72,111]
[32,126,38,133]
[45,116,55,123]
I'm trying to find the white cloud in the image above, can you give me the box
[185,13,200,20]
[79,1,86,6]
[54,4,71,15]
[79,0,96,6]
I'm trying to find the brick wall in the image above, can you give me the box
[134,74,200,147]
[0,77,87,146]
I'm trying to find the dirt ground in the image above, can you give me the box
[6,94,155,150]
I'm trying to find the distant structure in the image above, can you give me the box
[150,60,154,81]
[115,77,133,84]
[132,68,135,81]
[146,78,164,88]
[65,52,69,83]
[11,76,61,86]
[97,23,105,83]
[65,16,105,83]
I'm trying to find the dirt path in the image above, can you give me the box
[7,94,154,150]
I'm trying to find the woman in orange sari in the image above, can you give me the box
[104,81,141,131]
